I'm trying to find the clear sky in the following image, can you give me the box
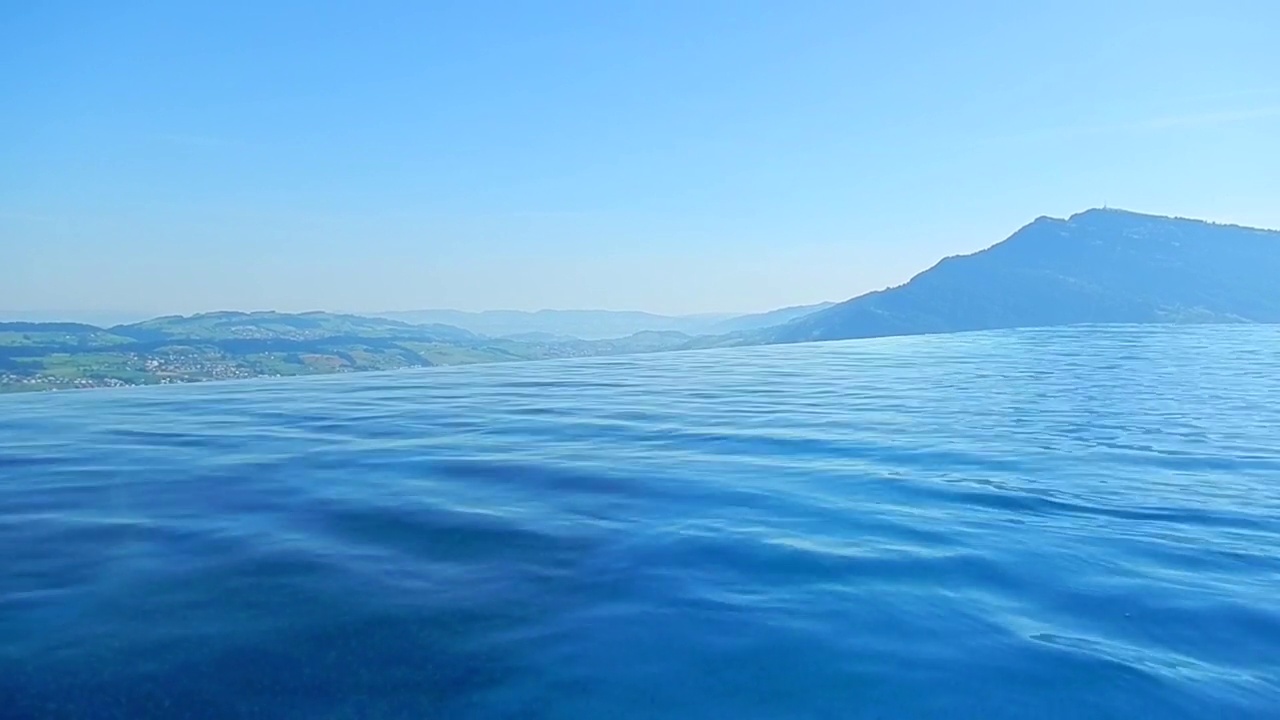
[3,1,1278,319]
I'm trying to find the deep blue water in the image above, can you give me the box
[3,325,1279,719]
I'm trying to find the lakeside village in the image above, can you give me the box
[0,353,268,393]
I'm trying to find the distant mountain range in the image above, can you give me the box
[0,311,700,392]
[754,209,1280,344]
[4,209,1278,393]
[370,303,834,340]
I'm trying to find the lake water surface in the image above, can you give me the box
[3,325,1279,718]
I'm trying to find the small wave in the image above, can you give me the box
[2,325,1279,718]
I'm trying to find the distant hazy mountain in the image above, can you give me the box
[368,309,717,339]
[706,302,836,334]
[372,304,832,340]
[0,310,153,326]
[759,209,1280,344]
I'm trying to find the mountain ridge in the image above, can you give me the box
[368,303,833,339]
[756,208,1280,344]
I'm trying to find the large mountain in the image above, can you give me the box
[760,209,1280,344]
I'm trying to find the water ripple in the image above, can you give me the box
[2,325,1279,718]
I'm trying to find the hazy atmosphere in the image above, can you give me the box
[4,1,1279,318]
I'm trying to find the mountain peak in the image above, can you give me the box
[1069,206,1140,218]
[1062,207,1183,226]
[759,209,1280,344]
[1064,208,1279,235]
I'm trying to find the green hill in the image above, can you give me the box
[0,312,691,392]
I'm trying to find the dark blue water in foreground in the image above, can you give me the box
[3,326,1279,719]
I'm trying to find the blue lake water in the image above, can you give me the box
[2,325,1279,719]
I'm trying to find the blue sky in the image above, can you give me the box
[3,1,1278,318]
